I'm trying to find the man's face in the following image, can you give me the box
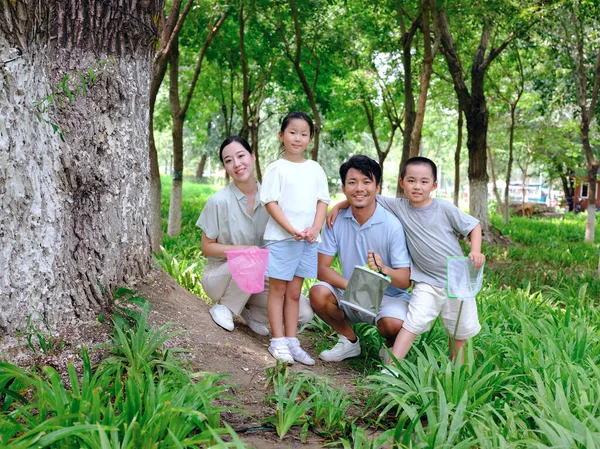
[342,168,380,209]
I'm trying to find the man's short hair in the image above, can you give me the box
[339,155,382,186]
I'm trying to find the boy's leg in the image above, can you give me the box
[440,296,481,364]
[390,282,445,361]
[450,339,466,364]
[391,327,418,359]
[283,276,304,338]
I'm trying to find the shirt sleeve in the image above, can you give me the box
[196,197,219,240]
[389,224,411,268]
[317,218,338,256]
[260,163,281,204]
[442,200,479,236]
[316,164,330,204]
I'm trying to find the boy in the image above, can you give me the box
[328,156,484,364]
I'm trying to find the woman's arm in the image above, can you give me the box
[201,232,254,259]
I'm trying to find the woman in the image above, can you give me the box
[197,136,313,335]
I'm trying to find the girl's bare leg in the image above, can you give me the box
[267,278,287,338]
[283,276,304,338]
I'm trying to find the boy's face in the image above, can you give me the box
[400,163,437,207]
[342,168,380,209]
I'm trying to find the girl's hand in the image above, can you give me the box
[302,226,320,243]
[292,228,305,241]
[326,204,341,228]
[468,252,485,270]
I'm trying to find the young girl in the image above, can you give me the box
[261,112,330,364]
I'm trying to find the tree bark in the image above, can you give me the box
[487,145,503,214]
[165,8,228,237]
[453,107,463,206]
[0,0,162,333]
[437,9,516,234]
[396,9,421,197]
[409,0,440,158]
[196,154,207,180]
[148,0,194,254]
[279,0,322,162]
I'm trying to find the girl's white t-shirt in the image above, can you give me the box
[260,158,330,241]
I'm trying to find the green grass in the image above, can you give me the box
[3,178,599,448]
[156,180,600,447]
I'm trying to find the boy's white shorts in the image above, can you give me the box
[402,282,481,340]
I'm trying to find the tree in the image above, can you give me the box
[0,0,163,333]
[555,3,600,242]
[488,48,525,223]
[166,3,229,237]
[149,0,195,254]
[436,1,537,234]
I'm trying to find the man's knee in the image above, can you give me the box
[309,285,336,312]
[377,317,403,339]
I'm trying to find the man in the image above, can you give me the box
[309,155,411,362]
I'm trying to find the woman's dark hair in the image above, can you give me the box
[280,111,314,138]
[400,156,437,181]
[219,136,252,164]
[339,155,382,186]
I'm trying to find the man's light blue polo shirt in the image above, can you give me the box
[318,204,411,301]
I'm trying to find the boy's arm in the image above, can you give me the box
[367,250,410,290]
[317,253,348,290]
[326,200,350,228]
[303,200,328,243]
[468,223,485,270]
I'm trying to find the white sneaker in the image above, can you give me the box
[286,337,315,365]
[268,338,294,364]
[319,335,361,362]
[379,346,391,365]
[209,304,234,331]
[240,308,270,336]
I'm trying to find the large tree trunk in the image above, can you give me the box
[0,0,161,333]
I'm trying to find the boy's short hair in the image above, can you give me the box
[401,157,437,182]
[339,155,382,186]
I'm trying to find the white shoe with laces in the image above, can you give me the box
[286,337,315,365]
[268,337,294,364]
[209,304,234,331]
[319,335,361,362]
[240,308,270,336]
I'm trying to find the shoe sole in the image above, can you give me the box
[318,349,361,362]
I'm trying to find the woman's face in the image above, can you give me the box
[221,142,255,183]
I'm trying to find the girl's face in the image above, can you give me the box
[279,118,312,160]
[221,142,255,183]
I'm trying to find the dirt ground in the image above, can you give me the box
[0,268,368,448]
[132,268,363,448]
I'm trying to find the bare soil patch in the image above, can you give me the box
[131,268,364,448]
